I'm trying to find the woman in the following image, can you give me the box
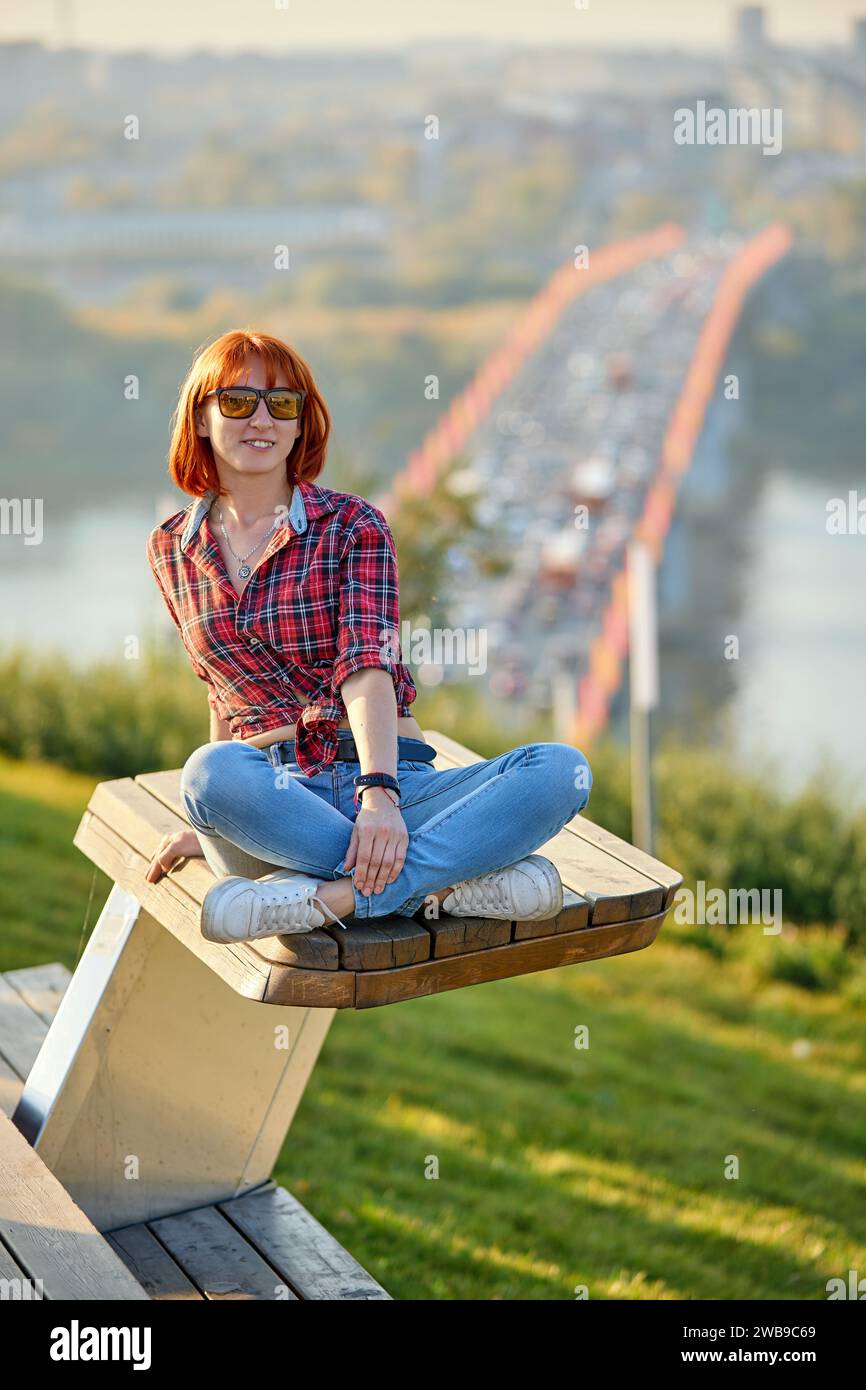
[145,329,593,943]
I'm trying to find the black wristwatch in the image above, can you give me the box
[353,772,401,810]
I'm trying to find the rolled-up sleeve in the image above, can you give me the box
[332,511,417,710]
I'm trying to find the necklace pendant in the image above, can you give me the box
[238,564,251,579]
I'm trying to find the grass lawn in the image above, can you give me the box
[2,752,864,1300]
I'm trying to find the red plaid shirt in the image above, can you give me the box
[146,479,417,777]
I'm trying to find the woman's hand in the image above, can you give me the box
[145,828,204,884]
[343,787,408,896]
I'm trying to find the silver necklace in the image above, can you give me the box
[215,505,280,579]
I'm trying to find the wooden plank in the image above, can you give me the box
[219,1181,391,1301]
[0,965,66,1117]
[425,728,683,905]
[0,1051,23,1120]
[244,931,341,972]
[554,815,683,910]
[105,1224,205,1302]
[244,932,344,970]
[422,914,511,958]
[324,916,431,970]
[533,829,663,923]
[86,780,340,972]
[513,889,590,940]
[422,891,590,952]
[149,1203,299,1301]
[353,910,666,1009]
[2,963,72,1027]
[90,778,216,901]
[423,730,670,922]
[263,963,356,1009]
[0,1112,150,1301]
[0,1234,28,1284]
[135,768,187,821]
[261,909,666,1009]
[0,973,52,1082]
[73,811,271,1002]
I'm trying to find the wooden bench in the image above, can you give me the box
[7,729,681,1299]
[70,729,681,1010]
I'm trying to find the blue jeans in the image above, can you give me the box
[180,733,592,921]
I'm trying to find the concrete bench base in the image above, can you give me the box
[12,890,334,1231]
[0,963,388,1301]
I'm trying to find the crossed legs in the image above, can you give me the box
[180,739,593,921]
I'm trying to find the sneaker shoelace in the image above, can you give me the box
[311,895,351,932]
[449,869,514,916]
[258,887,351,933]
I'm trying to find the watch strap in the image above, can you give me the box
[353,771,401,809]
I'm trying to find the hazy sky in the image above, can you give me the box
[2,0,864,54]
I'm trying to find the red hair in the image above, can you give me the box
[167,329,331,497]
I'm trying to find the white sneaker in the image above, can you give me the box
[440,854,564,922]
[201,869,352,943]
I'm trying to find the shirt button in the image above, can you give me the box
[249,636,259,646]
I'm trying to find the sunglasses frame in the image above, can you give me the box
[203,386,307,420]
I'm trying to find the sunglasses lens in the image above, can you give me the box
[219,389,257,417]
[268,391,302,419]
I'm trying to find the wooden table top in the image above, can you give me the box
[73,730,682,1010]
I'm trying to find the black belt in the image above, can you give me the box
[270,733,438,765]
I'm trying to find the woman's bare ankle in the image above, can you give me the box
[315,878,455,920]
[314,877,357,918]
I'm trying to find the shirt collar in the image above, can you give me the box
[178,478,338,551]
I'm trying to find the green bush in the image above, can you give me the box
[650,739,862,950]
[744,924,853,993]
[0,643,209,778]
